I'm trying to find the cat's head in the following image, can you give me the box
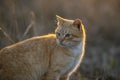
[55,15,85,47]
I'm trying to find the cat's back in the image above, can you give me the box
[0,34,56,53]
[0,34,56,80]
[0,34,57,64]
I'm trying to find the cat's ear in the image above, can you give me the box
[73,19,82,30]
[56,15,64,25]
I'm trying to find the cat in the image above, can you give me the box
[0,15,86,80]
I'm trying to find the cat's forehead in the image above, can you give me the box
[56,26,75,34]
[57,22,74,29]
[57,27,68,32]
[56,26,69,33]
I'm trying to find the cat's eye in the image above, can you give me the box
[65,34,71,37]
[56,32,61,37]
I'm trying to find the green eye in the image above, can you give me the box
[65,34,71,37]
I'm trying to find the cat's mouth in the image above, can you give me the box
[59,42,66,47]
[56,39,80,48]
[56,39,67,47]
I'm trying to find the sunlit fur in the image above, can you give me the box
[0,16,86,80]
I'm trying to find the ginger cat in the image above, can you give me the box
[0,15,86,80]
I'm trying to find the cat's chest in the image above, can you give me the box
[69,42,83,57]
[60,43,83,74]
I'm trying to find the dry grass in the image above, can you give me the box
[0,27,15,44]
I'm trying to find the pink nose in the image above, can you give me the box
[59,37,65,43]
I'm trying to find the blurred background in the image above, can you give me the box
[0,0,120,80]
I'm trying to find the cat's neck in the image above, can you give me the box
[69,42,83,57]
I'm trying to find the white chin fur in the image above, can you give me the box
[56,39,60,44]
[69,42,83,56]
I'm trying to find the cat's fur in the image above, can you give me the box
[0,15,86,80]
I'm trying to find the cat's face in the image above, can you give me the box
[55,15,83,47]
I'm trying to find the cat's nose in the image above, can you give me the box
[59,38,65,43]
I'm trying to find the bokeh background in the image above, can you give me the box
[0,0,120,80]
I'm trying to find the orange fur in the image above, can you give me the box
[0,16,86,80]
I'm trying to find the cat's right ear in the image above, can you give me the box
[73,19,82,30]
[56,15,64,25]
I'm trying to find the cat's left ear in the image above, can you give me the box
[56,15,64,25]
[73,19,82,30]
